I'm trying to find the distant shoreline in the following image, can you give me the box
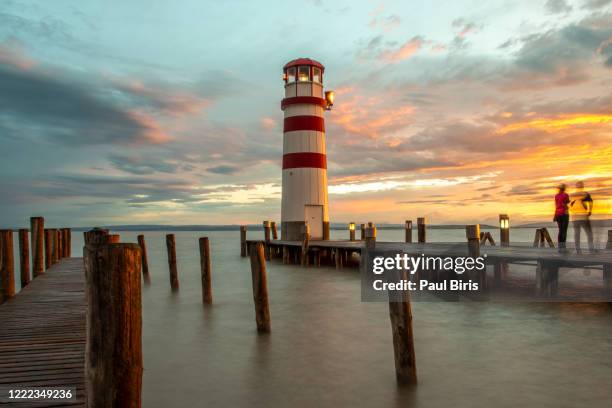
[14,219,606,232]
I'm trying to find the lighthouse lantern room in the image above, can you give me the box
[281,58,331,241]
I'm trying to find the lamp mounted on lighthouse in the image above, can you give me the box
[280,58,333,241]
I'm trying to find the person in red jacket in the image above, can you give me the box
[553,183,570,250]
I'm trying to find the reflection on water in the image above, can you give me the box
[8,229,612,407]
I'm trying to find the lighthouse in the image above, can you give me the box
[281,58,334,241]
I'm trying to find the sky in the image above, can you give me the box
[0,0,611,227]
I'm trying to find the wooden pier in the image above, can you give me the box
[248,238,612,296]
[0,258,86,407]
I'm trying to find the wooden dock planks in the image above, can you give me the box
[0,258,86,407]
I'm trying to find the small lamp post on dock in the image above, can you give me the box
[349,222,356,241]
[499,214,510,246]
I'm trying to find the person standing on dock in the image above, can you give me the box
[553,183,570,251]
[570,181,594,253]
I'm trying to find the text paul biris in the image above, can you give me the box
[371,254,486,292]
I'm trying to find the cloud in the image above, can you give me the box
[109,154,191,175]
[207,165,240,175]
[328,86,415,139]
[0,39,35,70]
[0,61,171,146]
[544,0,573,14]
[379,36,424,62]
[451,19,481,49]
[582,0,612,9]
[260,117,277,130]
[508,14,612,82]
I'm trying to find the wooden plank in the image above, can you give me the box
[0,258,86,407]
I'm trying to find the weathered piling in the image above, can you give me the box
[360,223,366,240]
[365,224,377,249]
[84,228,110,245]
[166,234,179,291]
[271,221,278,240]
[84,241,142,408]
[240,226,248,257]
[199,237,213,305]
[137,235,151,285]
[603,231,611,293]
[263,221,271,260]
[536,260,559,297]
[249,242,271,333]
[54,229,62,261]
[44,229,53,269]
[499,214,510,246]
[301,224,310,267]
[466,225,484,288]
[388,268,417,385]
[347,222,355,241]
[18,229,30,288]
[405,220,413,243]
[61,228,71,257]
[30,217,44,276]
[263,221,271,242]
[417,218,426,243]
[466,225,480,257]
[0,230,15,304]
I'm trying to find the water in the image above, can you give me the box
[5,228,612,407]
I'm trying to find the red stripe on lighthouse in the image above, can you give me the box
[281,97,327,110]
[283,116,325,132]
[282,152,327,169]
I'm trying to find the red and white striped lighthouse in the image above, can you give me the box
[281,58,333,240]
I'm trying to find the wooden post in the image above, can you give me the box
[405,220,413,243]
[417,218,426,243]
[240,226,248,257]
[61,228,71,257]
[50,228,59,265]
[56,229,63,261]
[263,221,271,260]
[84,242,142,408]
[499,214,510,246]
[0,230,15,304]
[466,225,480,257]
[249,242,271,333]
[199,237,213,305]
[166,234,179,291]
[349,222,356,241]
[365,225,377,249]
[603,231,612,294]
[533,229,541,247]
[85,228,110,245]
[137,235,151,285]
[271,221,278,240]
[536,260,559,297]
[30,217,44,277]
[44,229,53,269]
[466,225,484,288]
[301,224,310,267]
[388,268,417,384]
[263,221,271,242]
[18,229,30,288]
[360,223,366,240]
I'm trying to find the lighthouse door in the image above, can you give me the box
[305,205,323,239]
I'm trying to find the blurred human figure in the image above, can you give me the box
[553,183,569,251]
[570,181,594,253]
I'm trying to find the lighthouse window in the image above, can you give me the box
[287,67,296,83]
[312,67,321,83]
[298,66,310,82]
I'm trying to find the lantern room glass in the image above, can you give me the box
[298,66,310,81]
[312,67,321,83]
[286,67,296,83]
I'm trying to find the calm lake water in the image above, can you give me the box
[6,227,612,407]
